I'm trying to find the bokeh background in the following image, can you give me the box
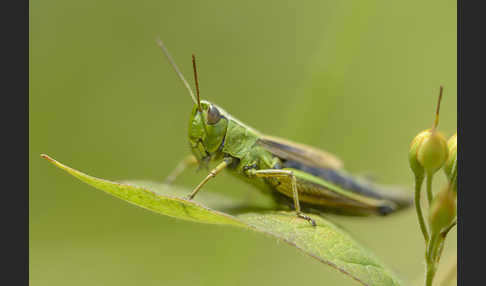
[30,0,457,285]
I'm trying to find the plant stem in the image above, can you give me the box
[426,231,451,286]
[426,262,437,286]
[414,174,429,242]
[425,234,439,286]
[426,172,434,206]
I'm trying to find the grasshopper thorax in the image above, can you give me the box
[188,100,228,166]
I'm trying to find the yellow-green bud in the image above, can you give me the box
[409,130,428,179]
[409,129,448,177]
[418,130,448,175]
[428,186,456,235]
[443,132,457,191]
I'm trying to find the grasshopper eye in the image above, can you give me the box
[207,105,221,125]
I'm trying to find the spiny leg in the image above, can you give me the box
[186,157,233,200]
[247,169,316,226]
[164,155,198,185]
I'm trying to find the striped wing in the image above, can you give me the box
[257,135,343,169]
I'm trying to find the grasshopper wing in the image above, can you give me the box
[257,135,343,169]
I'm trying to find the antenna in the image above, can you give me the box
[192,54,202,112]
[156,37,198,106]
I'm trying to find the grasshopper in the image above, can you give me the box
[157,39,411,226]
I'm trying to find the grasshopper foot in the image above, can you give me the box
[297,213,316,227]
[184,194,195,201]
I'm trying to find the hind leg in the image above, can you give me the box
[246,168,316,226]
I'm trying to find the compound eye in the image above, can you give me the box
[207,105,221,125]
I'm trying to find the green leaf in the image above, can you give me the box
[41,154,403,286]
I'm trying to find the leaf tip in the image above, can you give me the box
[41,154,60,167]
[40,154,53,161]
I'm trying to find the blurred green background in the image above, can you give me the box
[30,0,457,285]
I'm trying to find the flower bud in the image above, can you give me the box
[443,132,457,191]
[409,130,428,179]
[409,129,449,177]
[428,186,456,234]
[418,130,448,175]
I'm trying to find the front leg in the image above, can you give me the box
[246,168,316,227]
[186,157,233,200]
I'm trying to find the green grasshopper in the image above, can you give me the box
[157,39,411,226]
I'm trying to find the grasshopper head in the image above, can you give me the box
[155,40,228,167]
[188,100,228,166]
